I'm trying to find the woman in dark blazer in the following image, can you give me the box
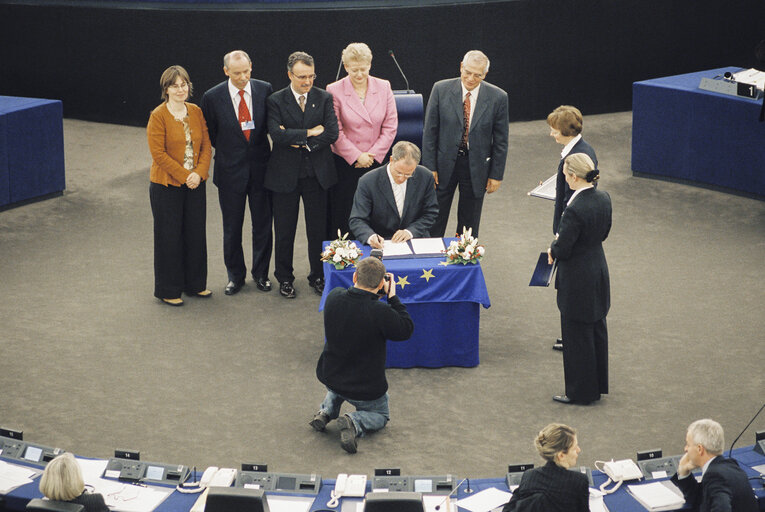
[547,105,598,235]
[503,423,589,512]
[147,65,212,306]
[547,105,598,351]
[326,42,398,239]
[548,152,611,405]
[39,453,109,512]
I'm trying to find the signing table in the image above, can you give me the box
[319,240,491,368]
[632,67,765,199]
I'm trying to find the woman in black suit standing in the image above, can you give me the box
[502,423,589,512]
[548,152,611,405]
[547,105,597,352]
[39,453,109,512]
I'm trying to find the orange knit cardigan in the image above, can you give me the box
[147,102,212,187]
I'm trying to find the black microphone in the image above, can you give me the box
[336,56,344,82]
[389,50,411,92]
[434,478,466,511]
[728,402,765,459]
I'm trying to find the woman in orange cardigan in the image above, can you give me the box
[147,65,212,306]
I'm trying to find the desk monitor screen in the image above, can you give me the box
[413,479,432,493]
[275,476,296,491]
[24,446,42,462]
[145,465,164,481]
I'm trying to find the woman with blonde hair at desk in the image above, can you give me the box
[326,42,398,238]
[147,65,212,306]
[502,423,589,511]
[39,453,108,512]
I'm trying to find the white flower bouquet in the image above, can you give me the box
[321,230,361,270]
[445,227,485,265]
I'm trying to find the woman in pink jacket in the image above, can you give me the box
[326,42,398,239]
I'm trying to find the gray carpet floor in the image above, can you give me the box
[1,111,763,479]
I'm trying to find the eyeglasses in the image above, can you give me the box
[168,83,189,90]
[391,169,414,180]
[291,73,317,81]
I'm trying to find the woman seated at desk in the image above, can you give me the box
[502,423,589,512]
[39,453,108,512]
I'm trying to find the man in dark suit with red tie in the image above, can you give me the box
[423,50,509,238]
[201,50,273,296]
[265,51,338,299]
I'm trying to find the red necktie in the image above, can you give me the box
[238,89,251,141]
[461,91,471,149]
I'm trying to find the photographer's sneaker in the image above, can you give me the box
[337,414,358,453]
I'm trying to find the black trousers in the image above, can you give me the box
[561,315,609,402]
[149,181,207,299]
[432,153,485,238]
[272,176,327,285]
[217,178,273,284]
[327,153,369,240]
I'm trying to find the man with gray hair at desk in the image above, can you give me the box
[671,418,758,512]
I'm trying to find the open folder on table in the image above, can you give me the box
[529,251,556,287]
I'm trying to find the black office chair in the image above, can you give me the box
[204,487,270,512]
[25,499,84,512]
[363,492,425,512]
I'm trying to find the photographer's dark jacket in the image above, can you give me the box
[316,286,413,400]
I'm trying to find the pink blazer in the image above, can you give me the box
[327,75,398,165]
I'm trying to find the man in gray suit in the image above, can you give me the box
[422,50,509,238]
[349,141,438,249]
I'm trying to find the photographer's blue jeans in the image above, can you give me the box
[319,389,390,437]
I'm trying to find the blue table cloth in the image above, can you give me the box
[319,240,491,368]
[632,67,765,198]
[0,96,65,207]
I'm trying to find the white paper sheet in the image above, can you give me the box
[382,240,412,257]
[423,494,456,512]
[627,481,685,511]
[455,487,512,512]
[0,460,38,493]
[410,238,446,255]
[265,494,314,512]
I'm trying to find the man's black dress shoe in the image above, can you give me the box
[279,281,296,299]
[553,338,563,351]
[224,280,244,296]
[309,277,325,295]
[255,277,272,292]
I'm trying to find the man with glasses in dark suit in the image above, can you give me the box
[265,51,338,299]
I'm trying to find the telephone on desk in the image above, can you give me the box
[596,458,643,493]
[185,467,238,512]
[327,474,367,508]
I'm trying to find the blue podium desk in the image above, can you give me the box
[0,96,65,208]
[632,67,765,199]
[4,446,764,512]
[319,240,491,368]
